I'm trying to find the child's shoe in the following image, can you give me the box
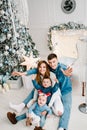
[7,112,17,124]
[34,126,45,130]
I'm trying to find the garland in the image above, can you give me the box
[48,22,87,50]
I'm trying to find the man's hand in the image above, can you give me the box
[61,67,72,77]
[54,78,59,83]
[47,114,51,118]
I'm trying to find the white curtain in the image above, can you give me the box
[14,0,29,27]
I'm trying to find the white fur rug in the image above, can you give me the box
[0,86,59,130]
[0,81,87,130]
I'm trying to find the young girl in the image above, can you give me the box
[26,94,52,130]
[7,94,52,130]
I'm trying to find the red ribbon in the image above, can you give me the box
[38,90,51,97]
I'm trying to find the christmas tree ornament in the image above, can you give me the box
[0,33,6,42]
[0,9,5,15]
[0,63,3,67]
[7,33,12,39]
[4,51,9,56]
[5,45,9,50]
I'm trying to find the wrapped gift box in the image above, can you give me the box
[7,76,23,89]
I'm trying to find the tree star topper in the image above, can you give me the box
[20,55,40,70]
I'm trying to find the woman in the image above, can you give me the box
[9,60,56,113]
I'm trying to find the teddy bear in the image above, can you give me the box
[26,117,33,126]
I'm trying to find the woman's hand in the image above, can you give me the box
[11,71,25,76]
[32,74,36,80]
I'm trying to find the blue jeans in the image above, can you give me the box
[16,113,26,121]
[15,89,35,121]
[58,92,72,130]
[16,113,46,127]
[40,116,46,127]
[16,88,46,127]
[23,88,35,105]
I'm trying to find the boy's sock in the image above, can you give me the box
[9,102,25,113]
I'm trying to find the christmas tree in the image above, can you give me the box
[0,0,39,87]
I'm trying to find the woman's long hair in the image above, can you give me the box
[36,60,50,85]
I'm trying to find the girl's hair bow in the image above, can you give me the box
[38,90,51,97]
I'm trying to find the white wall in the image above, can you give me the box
[14,0,29,27]
[27,0,87,57]
[15,0,87,82]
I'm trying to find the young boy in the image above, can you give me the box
[26,94,52,129]
[47,53,72,130]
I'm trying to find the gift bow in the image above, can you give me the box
[38,90,51,97]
